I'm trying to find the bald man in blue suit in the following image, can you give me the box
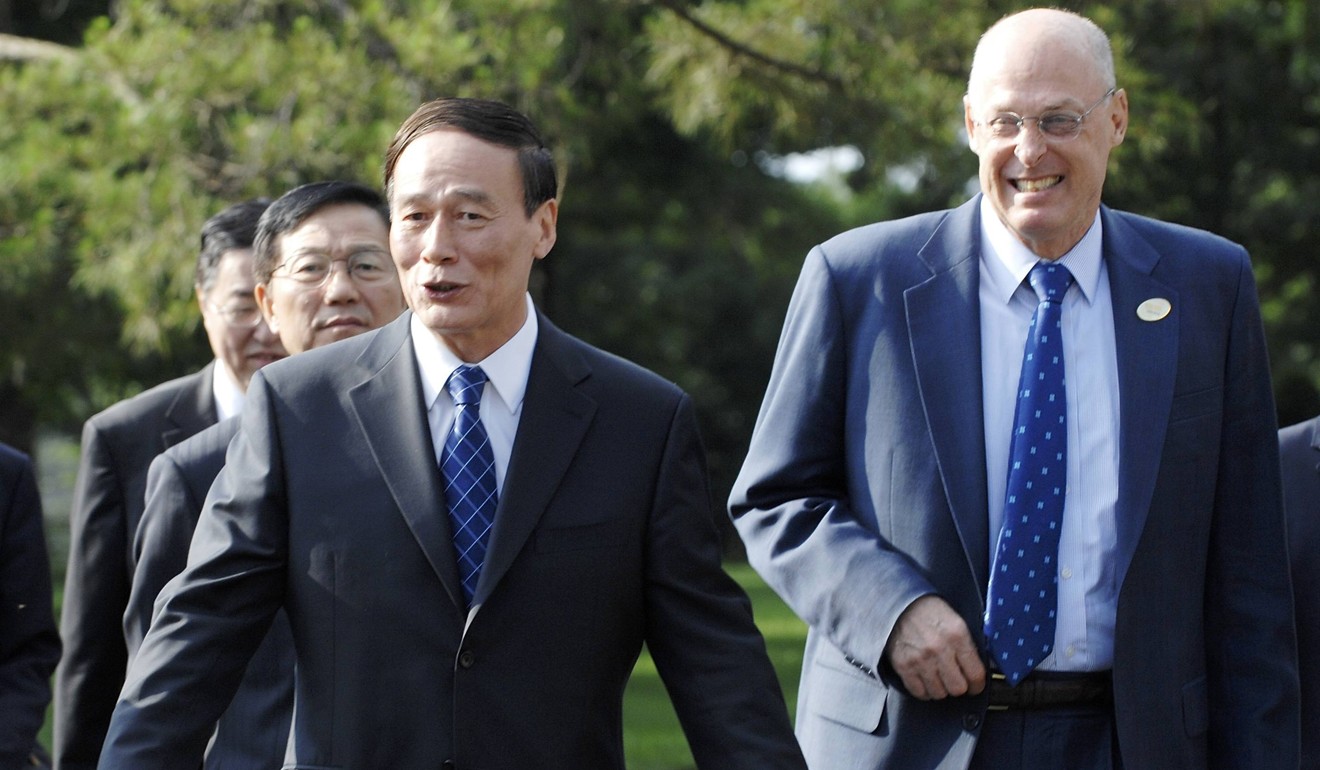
[731,9,1298,770]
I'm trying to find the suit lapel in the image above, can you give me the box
[348,314,465,610]
[1102,208,1179,590]
[1310,416,1320,462]
[161,361,219,449]
[906,199,992,592]
[472,316,596,606]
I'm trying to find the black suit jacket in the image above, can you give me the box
[100,312,804,769]
[0,443,61,769]
[1281,415,1320,770]
[55,363,218,770]
[125,417,294,769]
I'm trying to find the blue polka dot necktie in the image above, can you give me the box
[441,365,498,606]
[985,262,1073,685]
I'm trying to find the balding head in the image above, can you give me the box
[969,8,1115,97]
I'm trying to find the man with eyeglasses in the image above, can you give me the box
[731,7,1297,769]
[55,198,286,770]
[121,181,405,768]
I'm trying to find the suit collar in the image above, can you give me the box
[473,315,595,606]
[1309,415,1320,454]
[349,314,467,610]
[347,312,598,614]
[161,361,219,449]
[908,197,992,590]
[1099,206,1179,590]
[906,200,1180,595]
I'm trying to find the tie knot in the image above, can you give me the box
[1028,262,1074,304]
[446,365,488,406]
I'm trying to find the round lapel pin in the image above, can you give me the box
[1137,298,1172,322]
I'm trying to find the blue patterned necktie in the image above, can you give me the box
[441,365,498,606]
[985,262,1074,685]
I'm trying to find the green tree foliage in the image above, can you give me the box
[5,0,1319,486]
[646,0,1320,424]
[0,0,843,509]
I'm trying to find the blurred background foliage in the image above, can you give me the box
[2,0,1319,522]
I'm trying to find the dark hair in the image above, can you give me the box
[252,181,390,283]
[383,97,557,218]
[196,198,271,294]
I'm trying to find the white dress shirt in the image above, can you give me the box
[211,359,246,422]
[412,294,538,493]
[978,197,1120,672]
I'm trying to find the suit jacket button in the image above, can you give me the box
[963,713,982,731]
[459,650,476,669]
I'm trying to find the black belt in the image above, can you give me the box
[986,670,1112,711]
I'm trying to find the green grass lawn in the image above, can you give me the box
[621,563,806,769]
[37,561,805,768]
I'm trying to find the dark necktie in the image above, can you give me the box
[441,365,498,605]
[985,262,1074,685]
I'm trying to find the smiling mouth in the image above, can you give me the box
[1014,176,1062,193]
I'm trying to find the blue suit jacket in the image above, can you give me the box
[731,197,1298,769]
[125,418,294,770]
[1280,415,1320,770]
[0,443,60,768]
[100,311,805,770]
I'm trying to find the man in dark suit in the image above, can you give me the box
[1281,414,1320,769]
[98,98,805,769]
[730,8,1297,770]
[54,199,286,770]
[122,180,405,768]
[0,443,61,770]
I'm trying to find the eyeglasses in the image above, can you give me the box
[975,87,1117,142]
[271,250,396,287]
[206,302,264,329]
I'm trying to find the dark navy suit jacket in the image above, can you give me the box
[731,196,1298,769]
[56,363,217,770]
[125,418,294,769]
[0,443,60,768]
[99,312,805,769]
[1281,415,1320,770]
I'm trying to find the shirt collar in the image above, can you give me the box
[211,359,246,421]
[412,293,539,415]
[978,196,1104,305]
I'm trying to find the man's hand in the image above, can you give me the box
[884,595,987,700]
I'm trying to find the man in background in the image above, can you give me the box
[122,180,405,768]
[1280,413,1320,769]
[54,199,286,770]
[731,8,1297,769]
[0,442,61,769]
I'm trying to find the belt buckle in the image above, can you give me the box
[986,671,1009,711]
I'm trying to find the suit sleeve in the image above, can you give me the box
[1205,254,1300,768]
[642,394,806,770]
[729,247,937,676]
[0,454,61,767]
[123,453,200,661]
[55,420,130,770]
[99,375,287,770]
